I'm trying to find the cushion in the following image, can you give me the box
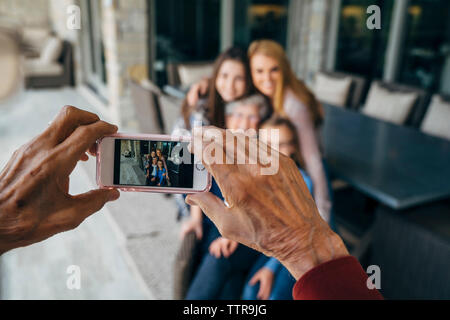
[40,37,63,63]
[178,64,213,87]
[0,32,22,101]
[314,73,352,107]
[362,82,418,124]
[24,59,63,76]
[420,95,450,140]
[22,28,50,53]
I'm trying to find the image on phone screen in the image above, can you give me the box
[113,139,194,188]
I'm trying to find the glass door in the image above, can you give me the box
[335,0,394,79]
[398,0,450,93]
[233,0,289,48]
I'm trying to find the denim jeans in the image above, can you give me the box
[242,254,296,300]
[185,218,260,300]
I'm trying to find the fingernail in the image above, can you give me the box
[185,195,195,206]
[108,189,120,201]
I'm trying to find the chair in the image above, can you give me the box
[369,201,450,299]
[420,94,450,140]
[361,81,429,126]
[166,61,214,88]
[173,231,198,299]
[129,79,165,133]
[25,39,74,88]
[129,78,184,134]
[0,28,22,101]
[315,71,367,109]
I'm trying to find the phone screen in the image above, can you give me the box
[113,139,194,188]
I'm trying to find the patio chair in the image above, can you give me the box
[173,231,198,299]
[129,78,183,134]
[0,26,23,101]
[361,81,429,127]
[166,61,214,88]
[369,200,450,299]
[420,94,450,140]
[314,71,367,109]
[24,39,74,88]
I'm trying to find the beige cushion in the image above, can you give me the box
[314,73,352,107]
[420,95,450,140]
[362,82,418,124]
[22,28,50,53]
[40,37,63,63]
[0,32,22,101]
[178,64,213,87]
[24,59,63,76]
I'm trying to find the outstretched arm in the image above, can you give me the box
[185,127,382,300]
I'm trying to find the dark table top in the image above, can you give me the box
[322,104,450,210]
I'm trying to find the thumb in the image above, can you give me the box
[195,224,203,240]
[249,272,261,286]
[186,192,227,226]
[71,188,120,219]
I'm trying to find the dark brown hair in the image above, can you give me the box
[260,115,305,169]
[182,47,254,129]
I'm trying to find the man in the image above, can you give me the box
[0,106,382,300]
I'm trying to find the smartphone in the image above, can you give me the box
[96,133,211,193]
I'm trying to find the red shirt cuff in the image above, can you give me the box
[292,255,384,300]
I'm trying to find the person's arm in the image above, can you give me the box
[162,158,169,181]
[285,100,331,222]
[264,257,282,274]
[185,126,382,300]
[0,106,120,255]
[293,255,383,300]
[186,77,210,107]
[179,205,203,240]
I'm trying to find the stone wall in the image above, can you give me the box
[0,0,50,28]
[101,0,148,128]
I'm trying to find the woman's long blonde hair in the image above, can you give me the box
[248,40,324,127]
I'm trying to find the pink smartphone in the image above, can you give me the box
[96,133,211,194]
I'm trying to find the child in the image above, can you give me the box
[149,157,158,186]
[156,160,167,187]
[242,116,313,300]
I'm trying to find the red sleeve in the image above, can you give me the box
[292,255,383,300]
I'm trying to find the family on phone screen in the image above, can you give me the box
[144,149,170,187]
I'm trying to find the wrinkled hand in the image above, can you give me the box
[249,267,275,300]
[0,106,120,255]
[185,127,349,280]
[209,237,238,258]
[186,78,209,107]
[180,216,203,240]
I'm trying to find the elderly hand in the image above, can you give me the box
[0,106,120,255]
[185,127,349,280]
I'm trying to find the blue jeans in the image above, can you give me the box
[186,218,260,300]
[242,254,296,300]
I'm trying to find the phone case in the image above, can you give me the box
[96,132,212,194]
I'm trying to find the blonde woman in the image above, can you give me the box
[187,40,331,221]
